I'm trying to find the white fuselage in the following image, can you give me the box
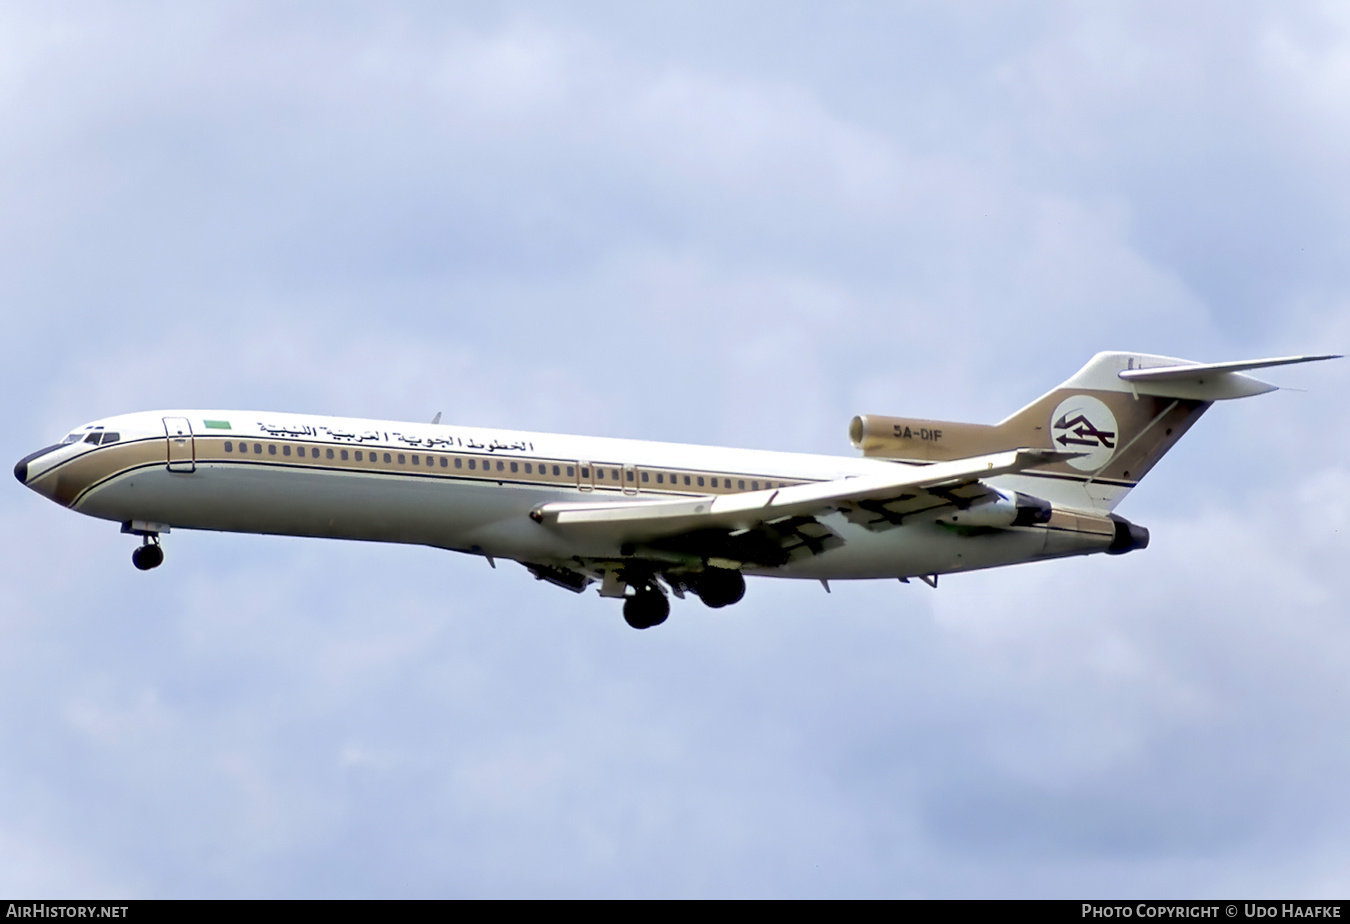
[17,409,1117,584]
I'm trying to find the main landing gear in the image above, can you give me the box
[615,567,747,630]
[623,586,669,630]
[692,567,745,608]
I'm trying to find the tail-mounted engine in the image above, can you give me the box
[850,414,1006,463]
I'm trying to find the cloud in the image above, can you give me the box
[1,0,1348,898]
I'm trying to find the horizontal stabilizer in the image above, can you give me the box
[1117,354,1340,400]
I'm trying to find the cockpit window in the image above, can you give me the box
[62,433,82,444]
[84,432,101,444]
[101,432,120,445]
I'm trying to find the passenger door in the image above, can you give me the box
[163,417,195,473]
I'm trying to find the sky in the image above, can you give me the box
[2,0,1348,898]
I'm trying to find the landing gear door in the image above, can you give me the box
[163,417,195,473]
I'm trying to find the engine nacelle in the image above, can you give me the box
[1107,514,1150,555]
[850,413,1005,463]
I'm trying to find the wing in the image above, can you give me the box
[532,448,1077,567]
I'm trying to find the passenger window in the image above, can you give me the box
[397,454,405,464]
[751,481,758,490]
[268,445,277,455]
[225,442,233,452]
[283,445,291,457]
[684,475,691,486]
[697,476,704,487]
[468,459,476,470]
[439,457,447,468]
[553,465,560,476]
[411,454,419,465]
[497,460,505,472]
[525,462,533,474]
[580,466,588,477]
[710,478,718,488]
[566,465,575,477]
[382,453,390,463]
[454,458,462,469]
[595,469,603,479]
[626,470,635,482]
[326,448,334,459]
[738,479,745,489]
[355,451,363,461]
[656,473,663,484]
[340,450,348,461]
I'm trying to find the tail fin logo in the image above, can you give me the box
[1051,395,1118,471]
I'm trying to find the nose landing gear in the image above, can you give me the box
[122,521,168,571]
[131,536,164,571]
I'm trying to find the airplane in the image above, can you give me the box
[13,351,1339,629]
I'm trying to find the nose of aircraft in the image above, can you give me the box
[14,443,65,488]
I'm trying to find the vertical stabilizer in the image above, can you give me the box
[851,352,1338,511]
